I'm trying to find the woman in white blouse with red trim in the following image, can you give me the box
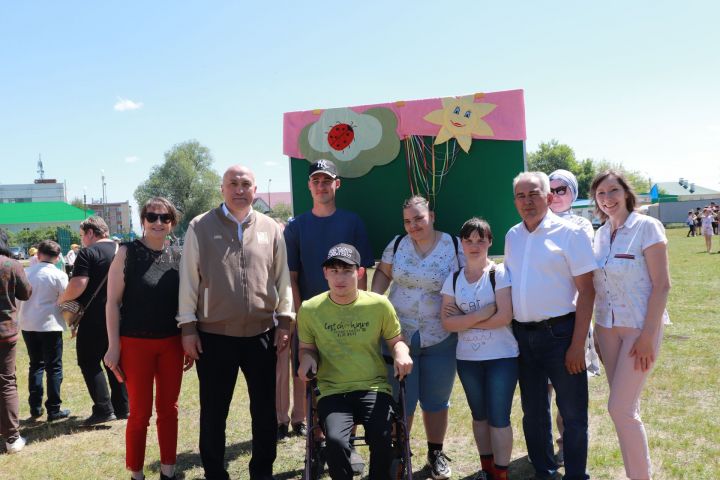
[590,170,671,480]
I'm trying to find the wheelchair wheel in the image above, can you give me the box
[389,457,406,480]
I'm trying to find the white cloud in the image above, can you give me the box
[264,161,278,166]
[125,156,140,163]
[114,98,144,111]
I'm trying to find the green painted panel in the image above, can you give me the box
[291,139,525,259]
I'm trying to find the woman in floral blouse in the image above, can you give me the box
[372,195,463,480]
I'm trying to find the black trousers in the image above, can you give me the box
[22,331,64,415]
[318,391,395,480]
[76,319,128,417]
[196,329,278,480]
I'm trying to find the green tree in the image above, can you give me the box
[134,140,222,234]
[70,197,86,209]
[593,160,650,194]
[268,202,292,222]
[575,158,596,200]
[527,139,579,174]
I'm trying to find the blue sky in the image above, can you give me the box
[1,1,718,229]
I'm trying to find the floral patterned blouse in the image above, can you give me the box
[381,232,463,348]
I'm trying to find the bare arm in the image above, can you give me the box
[297,341,319,381]
[630,242,671,371]
[441,288,512,331]
[566,271,595,375]
[370,261,393,294]
[103,246,126,379]
[385,335,413,379]
[58,276,89,304]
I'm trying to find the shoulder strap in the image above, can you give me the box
[392,233,407,257]
[451,235,459,257]
[489,264,497,292]
[452,269,461,295]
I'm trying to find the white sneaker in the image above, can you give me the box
[6,436,26,453]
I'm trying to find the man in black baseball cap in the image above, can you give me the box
[280,156,374,474]
[308,159,338,179]
[297,242,412,480]
[321,243,361,267]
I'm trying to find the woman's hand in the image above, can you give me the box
[442,302,463,318]
[103,345,124,383]
[103,345,120,370]
[629,333,656,372]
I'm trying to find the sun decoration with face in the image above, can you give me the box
[423,94,497,153]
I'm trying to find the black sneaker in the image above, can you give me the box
[48,409,71,421]
[471,471,490,480]
[277,423,289,441]
[30,408,44,420]
[350,446,365,476]
[426,450,452,479]
[83,412,116,426]
[292,422,307,437]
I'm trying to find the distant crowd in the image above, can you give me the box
[0,161,671,480]
[686,201,719,253]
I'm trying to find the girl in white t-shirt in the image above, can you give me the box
[701,208,714,253]
[440,218,516,480]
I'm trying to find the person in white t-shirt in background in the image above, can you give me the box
[440,218,516,480]
[65,244,80,276]
[18,240,71,422]
[504,172,596,480]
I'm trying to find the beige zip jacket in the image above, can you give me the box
[177,205,294,337]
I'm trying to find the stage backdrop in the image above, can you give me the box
[284,90,527,258]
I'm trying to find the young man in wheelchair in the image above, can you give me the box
[298,243,413,480]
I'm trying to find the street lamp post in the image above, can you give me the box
[83,186,87,219]
[268,178,272,213]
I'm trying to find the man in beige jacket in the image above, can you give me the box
[177,165,294,480]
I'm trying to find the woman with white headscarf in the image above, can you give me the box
[548,169,595,241]
[546,169,601,467]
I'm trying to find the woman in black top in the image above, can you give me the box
[104,197,185,480]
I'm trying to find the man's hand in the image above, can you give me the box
[298,353,317,382]
[275,327,291,353]
[565,341,587,375]
[182,333,203,366]
[393,352,413,380]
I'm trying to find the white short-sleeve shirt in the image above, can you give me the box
[18,262,68,332]
[593,212,670,329]
[440,263,518,361]
[504,211,597,322]
[382,232,463,348]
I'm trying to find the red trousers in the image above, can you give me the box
[120,335,183,471]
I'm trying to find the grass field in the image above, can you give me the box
[1,227,718,479]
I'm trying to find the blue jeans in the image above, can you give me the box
[457,357,518,427]
[386,332,457,416]
[22,331,64,415]
[513,318,589,480]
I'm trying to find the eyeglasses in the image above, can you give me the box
[145,213,173,224]
[550,186,568,196]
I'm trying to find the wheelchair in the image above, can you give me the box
[303,372,413,480]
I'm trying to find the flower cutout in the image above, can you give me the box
[299,107,400,178]
[307,108,382,161]
[423,95,497,153]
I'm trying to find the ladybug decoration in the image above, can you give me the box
[327,122,355,151]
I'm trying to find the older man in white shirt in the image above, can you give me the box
[504,172,596,480]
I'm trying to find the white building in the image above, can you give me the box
[0,181,66,203]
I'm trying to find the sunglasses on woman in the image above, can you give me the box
[550,185,568,196]
[145,213,173,224]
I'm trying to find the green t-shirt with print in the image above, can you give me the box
[297,290,402,399]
